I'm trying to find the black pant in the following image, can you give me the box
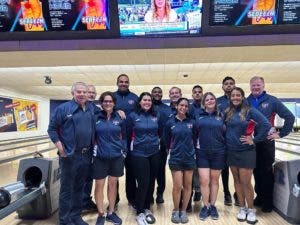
[254,140,275,206]
[221,166,230,195]
[125,155,136,204]
[59,153,91,225]
[156,143,168,196]
[82,165,93,206]
[130,153,160,214]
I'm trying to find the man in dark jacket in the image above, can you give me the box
[48,82,95,225]
[217,76,238,206]
[113,74,138,207]
[247,76,295,212]
[82,85,99,211]
[151,86,173,204]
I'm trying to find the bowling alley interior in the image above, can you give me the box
[1,0,300,225]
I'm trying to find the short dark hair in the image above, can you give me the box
[222,76,235,84]
[151,86,162,93]
[99,91,116,105]
[117,74,129,83]
[192,85,203,91]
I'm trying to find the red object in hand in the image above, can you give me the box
[245,119,257,136]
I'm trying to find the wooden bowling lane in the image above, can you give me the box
[0,166,291,225]
[0,135,49,146]
[0,140,56,166]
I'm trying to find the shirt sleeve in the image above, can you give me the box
[274,98,295,137]
[47,107,64,143]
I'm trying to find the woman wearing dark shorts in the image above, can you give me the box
[164,98,196,224]
[195,92,226,221]
[225,87,271,224]
[93,92,126,225]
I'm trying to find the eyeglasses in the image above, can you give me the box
[102,100,114,104]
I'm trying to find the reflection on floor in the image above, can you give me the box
[1,134,300,225]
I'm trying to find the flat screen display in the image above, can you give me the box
[209,0,277,26]
[0,0,109,32]
[277,0,300,24]
[118,0,202,36]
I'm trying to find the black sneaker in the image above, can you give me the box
[156,194,164,204]
[193,191,201,202]
[262,202,273,213]
[233,192,240,207]
[224,193,232,206]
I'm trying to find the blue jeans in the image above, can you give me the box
[59,153,92,225]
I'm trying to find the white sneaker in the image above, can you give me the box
[237,207,247,222]
[136,213,148,225]
[144,209,156,224]
[246,208,257,224]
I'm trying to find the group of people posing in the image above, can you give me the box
[48,74,295,225]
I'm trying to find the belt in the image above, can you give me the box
[75,147,90,154]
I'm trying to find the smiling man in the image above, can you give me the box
[113,74,138,208]
[48,82,95,225]
[247,76,295,213]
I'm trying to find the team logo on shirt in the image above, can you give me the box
[151,117,157,122]
[215,116,222,121]
[198,116,204,120]
[67,114,72,118]
[113,120,120,126]
[262,102,269,108]
[128,100,135,105]
[187,123,193,129]
[171,125,175,130]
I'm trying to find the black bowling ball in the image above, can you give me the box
[0,188,11,208]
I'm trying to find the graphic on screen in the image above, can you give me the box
[210,0,277,26]
[0,0,46,31]
[277,0,300,24]
[0,0,109,32]
[118,0,202,36]
[47,0,109,30]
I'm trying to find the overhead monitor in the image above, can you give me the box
[118,0,203,37]
[204,0,300,35]
[0,0,109,32]
[209,0,277,26]
[277,0,300,24]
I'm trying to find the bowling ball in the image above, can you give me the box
[0,188,11,208]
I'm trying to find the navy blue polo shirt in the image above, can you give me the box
[73,107,94,149]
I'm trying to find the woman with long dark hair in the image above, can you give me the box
[164,97,196,224]
[225,87,271,224]
[127,92,161,225]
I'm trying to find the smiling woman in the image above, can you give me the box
[126,92,161,225]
